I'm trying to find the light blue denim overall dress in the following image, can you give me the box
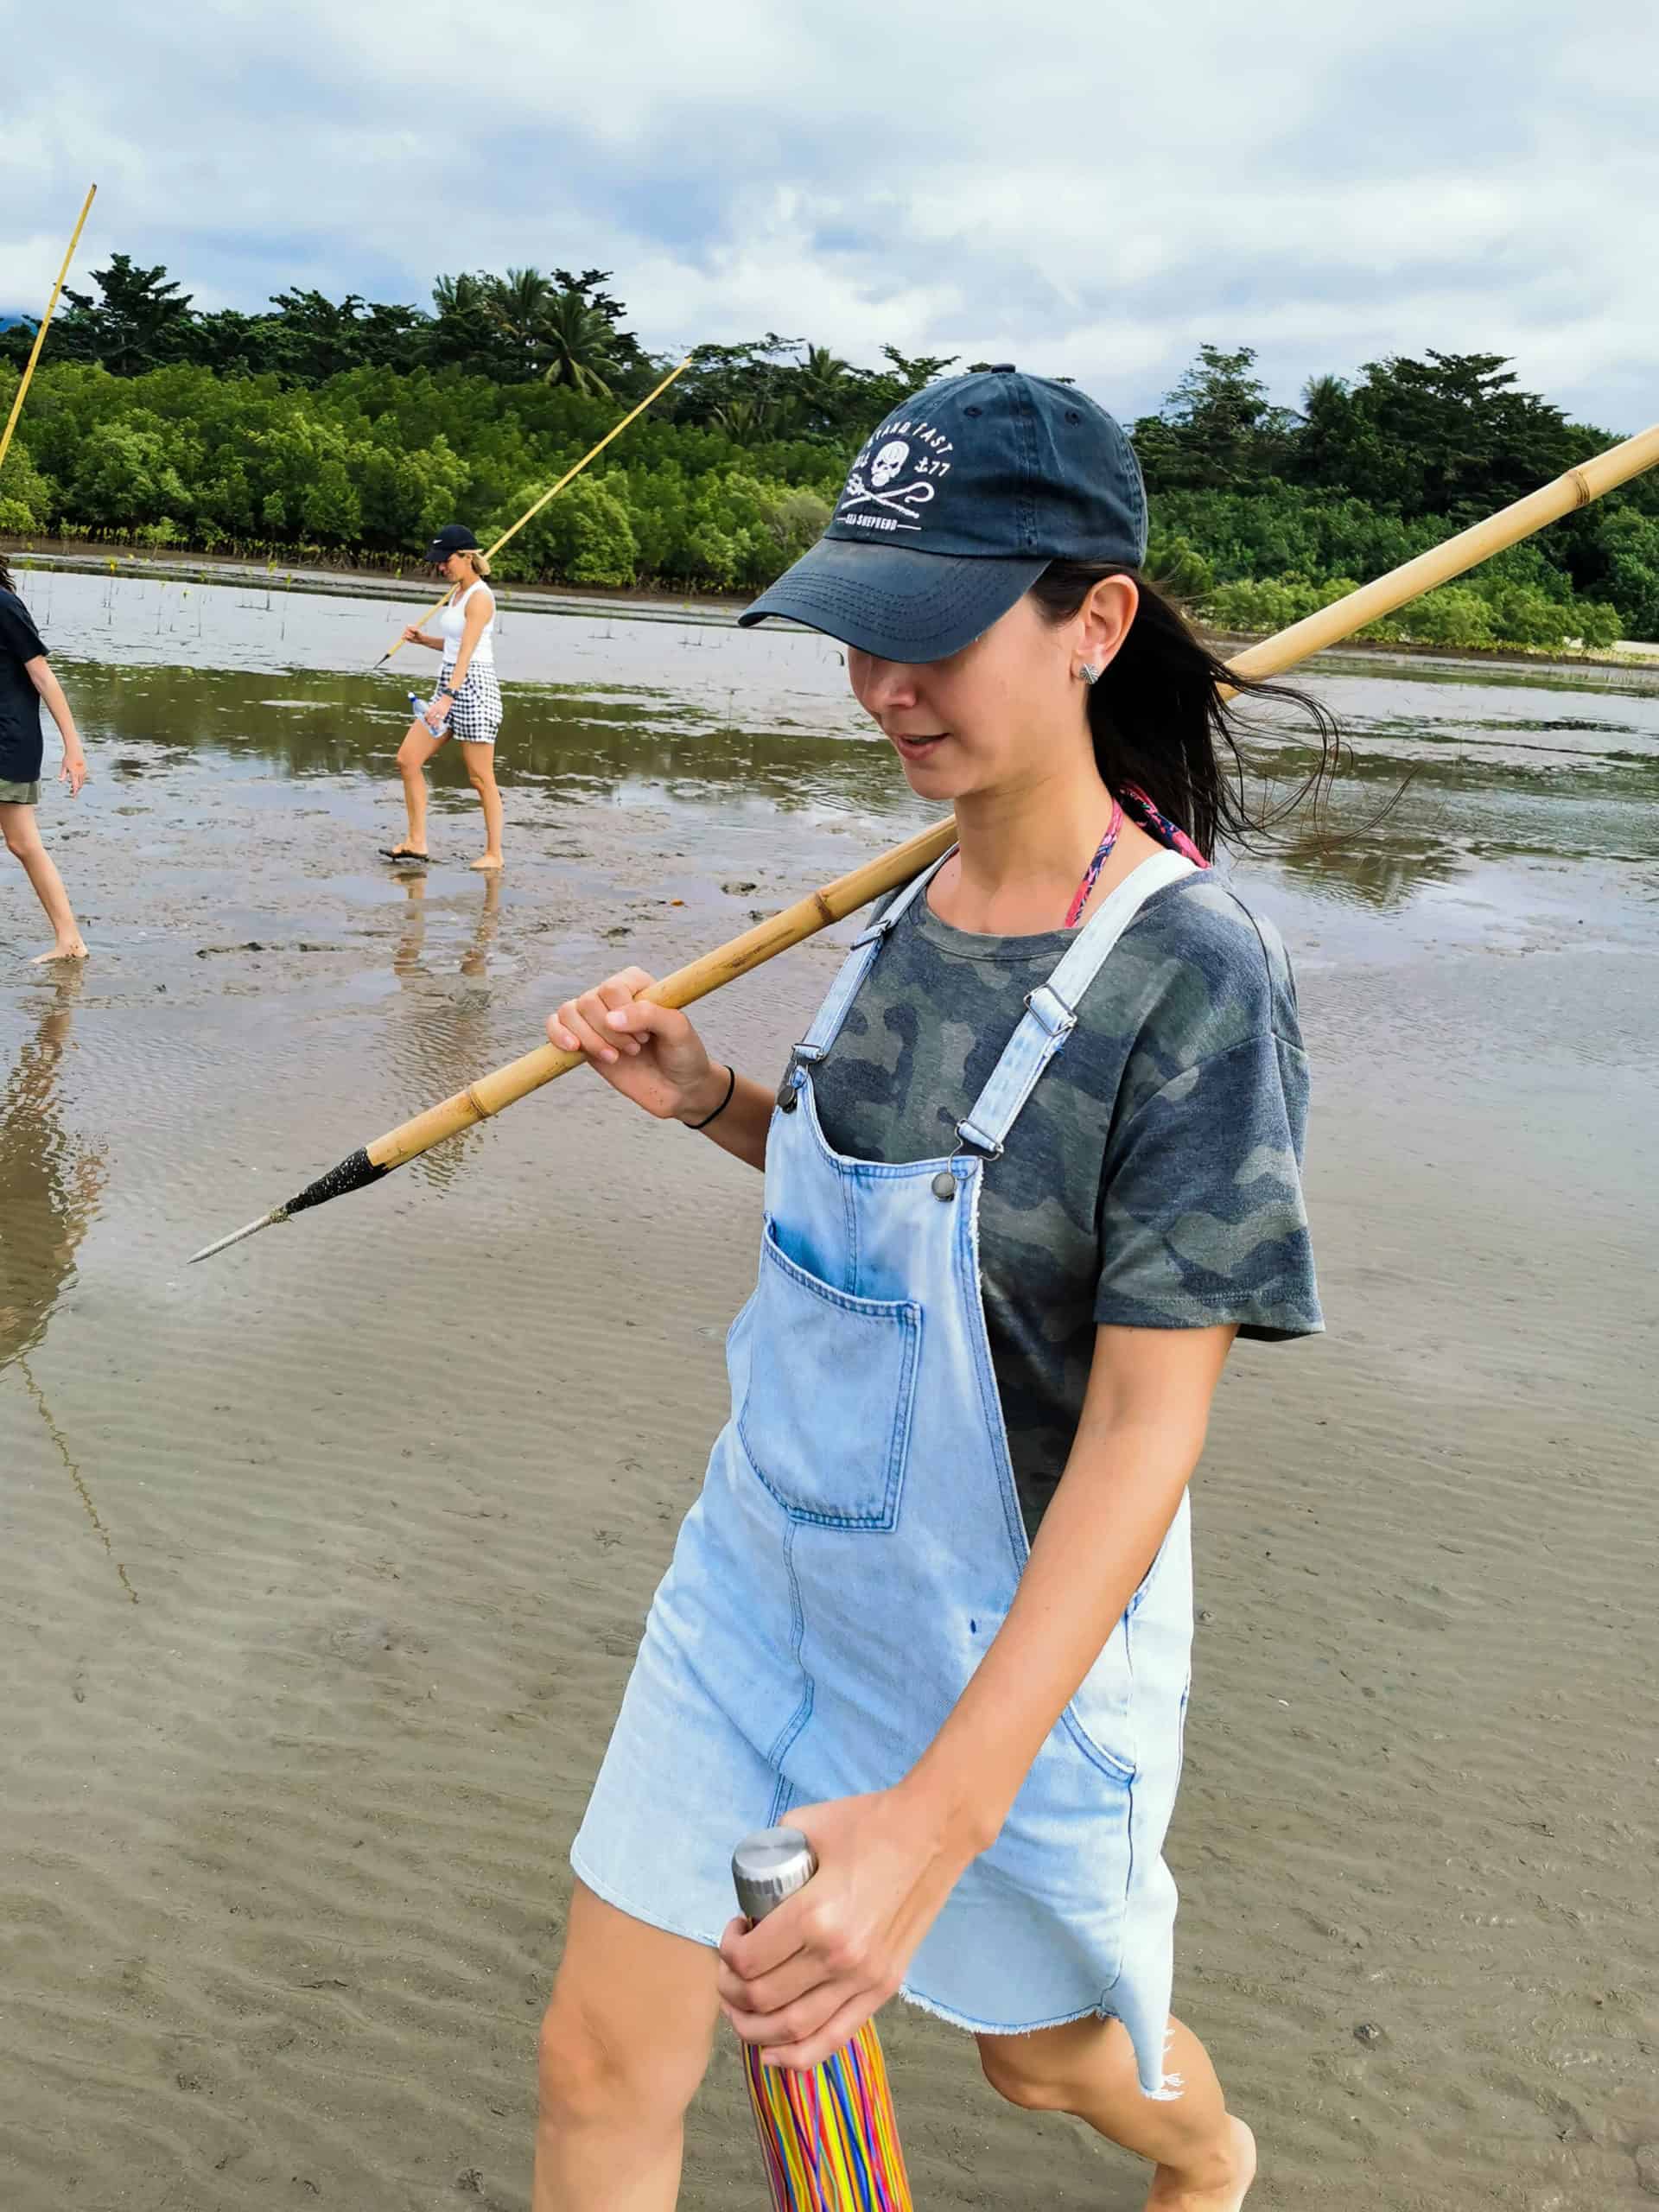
[572,848,1197,2097]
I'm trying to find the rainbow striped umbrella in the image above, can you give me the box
[732,1830,914,2211]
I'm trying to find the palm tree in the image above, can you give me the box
[537,289,617,397]
[712,397,778,445]
[1299,372,1351,424]
[796,341,850,410]
[489,267,557,366]
[432,271,489,318]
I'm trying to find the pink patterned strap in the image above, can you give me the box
[1121,783,1210,868]
[1064,797,1124,928]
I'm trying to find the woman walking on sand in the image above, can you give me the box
[384,523,505,870]
[0,553,89,962]
[534,370,1329,2212]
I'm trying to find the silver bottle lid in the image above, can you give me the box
[732,1826,817,1923]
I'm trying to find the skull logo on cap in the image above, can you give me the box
[870,440,910,488]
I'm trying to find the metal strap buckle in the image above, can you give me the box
[933,1131,1001,1200]
[1023,984,1077,1039]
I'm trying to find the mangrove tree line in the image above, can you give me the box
[2,257,1655,649]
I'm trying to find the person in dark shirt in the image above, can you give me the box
[0,555,89,961]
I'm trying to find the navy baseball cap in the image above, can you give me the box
[740,365,1147,663]
[426,522,480,563]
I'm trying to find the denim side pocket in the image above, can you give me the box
[737,1220,921,1530]
[1063,1621,1137,1782]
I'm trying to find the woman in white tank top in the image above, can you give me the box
[384,522,505,869]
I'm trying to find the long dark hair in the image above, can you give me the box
[0,550,13,595]
[1029,562,1339,861]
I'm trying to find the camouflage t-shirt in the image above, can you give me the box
[806,871,1323,1538]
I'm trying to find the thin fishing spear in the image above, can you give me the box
[190,416,1659,1265]
[0,182,97,479]
[373,352,695,666]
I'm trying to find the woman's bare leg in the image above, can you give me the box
[2,804,87,961]
[533,1880,721,2212]
[978,2015,1255,2211]
[461,744,504,868]
[391,721,447,855]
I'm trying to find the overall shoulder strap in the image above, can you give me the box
[791,849,953,1066]
[956,849,1194,1157]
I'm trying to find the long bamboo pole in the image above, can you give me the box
[190,418,1659,1263]
[0,183,97,480]
[376,352,694,664]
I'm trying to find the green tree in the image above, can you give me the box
[188,307,279,378]
[1133,343,1295,493]
[429,271,516,374]
[266,289,372,381]
[67,419,189,522]
[1332,352,1577,518]
[0,317,41,372]
[0,435,54,530]
[486,267,558,376]
[550,267,651,388]
[676,337,802,432]
[712,396,781,445]
[875,345,959,389]
[792,344,855,434]
[1589,508,1659,640]
[505,473,638,586]
[58,253,194,376]
[537,288,618,397]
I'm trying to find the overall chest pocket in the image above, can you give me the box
[737,1220,922,1531]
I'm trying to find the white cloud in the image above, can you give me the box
[2,0,1654,433]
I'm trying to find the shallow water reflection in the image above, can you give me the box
[1274,829,1473,912]
[0,969,106,1370]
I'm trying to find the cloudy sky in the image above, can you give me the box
[3,0,1653,432]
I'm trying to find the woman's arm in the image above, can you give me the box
[718,1320,1236,2065]
[26,656,88,796]
[445,590,491,692]
[401,625,445,651]
[907,1320,1234,1842]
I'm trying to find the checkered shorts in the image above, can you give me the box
[439,660,502,744]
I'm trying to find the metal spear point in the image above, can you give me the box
[188,1147,390,1263]
[188,421,1659,1262]
[188,1211,285,1264]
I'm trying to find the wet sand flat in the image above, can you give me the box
[2,571,1657,2209]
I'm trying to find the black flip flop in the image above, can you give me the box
[379,847,431,864]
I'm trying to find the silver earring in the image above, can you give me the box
[1078,663,1101,685]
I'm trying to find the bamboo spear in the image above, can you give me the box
[375,353,694,665]
[190,418,1659,1264]
[0,183,97,480]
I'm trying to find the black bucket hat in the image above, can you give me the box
[740,365,1146,663]
[426,522,480,564]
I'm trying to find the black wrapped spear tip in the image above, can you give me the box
[188,1147,390,1263]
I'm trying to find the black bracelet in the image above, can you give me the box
[685,1063,737,1130]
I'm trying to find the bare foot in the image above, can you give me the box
[469,853,504,871]
[31,937,89,963]
[1145,2116,1255,2212]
